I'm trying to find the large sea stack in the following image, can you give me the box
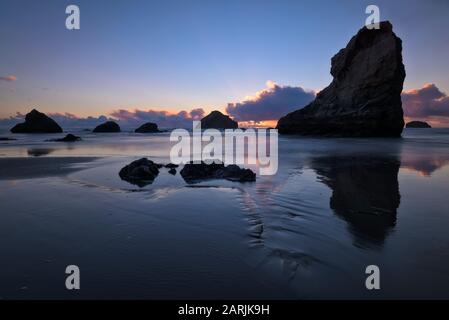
[10,109,63,133]
[201,111,238,129]
[277,21,406,137]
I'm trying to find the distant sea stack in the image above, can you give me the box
[93,121,121,133]
[52,134,81,142]
[135,122,160,133]
[277,21,406,137]
[10,109,63,133]
[201,111,238,129]
[406,121,431,128]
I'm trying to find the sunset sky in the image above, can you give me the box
[1,0,449,127]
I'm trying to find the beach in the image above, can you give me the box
[0,129,448,299]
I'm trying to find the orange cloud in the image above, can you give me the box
[0,75,17,82]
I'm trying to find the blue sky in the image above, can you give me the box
[0,0,449,125]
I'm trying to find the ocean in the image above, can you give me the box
[0,128,448,299]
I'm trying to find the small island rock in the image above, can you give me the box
[52,134,81,142]
[93,121,121,133]
[406,121,431,128]
[10,109,63,133]
[135,122,160,133]
[201,111,238,129]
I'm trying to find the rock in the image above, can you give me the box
[201,111,238,129]
[277,21,405,137]
[406,121,431,128]
[51,134,81,142]
[10,109,63,133]
[119,158,160,187]
[180,161,256,183]
[0,137,16,141]
[93,121,121,133]
[165,163,179,169]
[135,122,160,133]
[168,168,177,175]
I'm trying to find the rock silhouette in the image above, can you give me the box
[201,111,238,129]
[51,134,81,142]
[135,122,160,133]
[406,121,431,128]
[93,121,121,133]
[119,158,160,187]
[180,161,255,183]
[277,21,405,137]
[10,109,63,133]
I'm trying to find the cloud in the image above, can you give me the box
[402,84,449,118]
[225,81,315,122]
[0,107,205,131]
[109,108,205,128]
[0,75,17,82]
[0,111,111,131]
[47,112,110,128]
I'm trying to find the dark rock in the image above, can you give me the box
[180,161,256,183]
[51,134,81,142]
[10,109,63,133]
[168,168,177,175]
[135,122,160,133]
[0,137,16,141]
[219,164,256,182]
[406,121,431,128]
[119,158,160,187]
[93,121,121,133]
[277,21,405,137]
[165,163,179,169]
[201,111,238,129]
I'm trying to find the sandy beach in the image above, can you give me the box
[0,130,448,299]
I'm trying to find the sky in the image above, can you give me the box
[1,0,449,127]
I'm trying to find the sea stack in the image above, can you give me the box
[277,21,406,137]
[201,111,238,129]
[406,121,431,128]
[135,122,160,133]
[93,121,121,133]
[10,109,63,133]
[52,134,82,142]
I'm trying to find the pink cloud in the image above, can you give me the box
[110,108,205,128]
[0,75,17,82]
[226,81,315,122]
[402,84,449,126]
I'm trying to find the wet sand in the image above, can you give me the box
[0,157,99,180]
[0,130,449,299]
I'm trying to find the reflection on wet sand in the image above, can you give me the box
[311,156,401,249]
[27,148,55,157]
[401,154,449,176]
